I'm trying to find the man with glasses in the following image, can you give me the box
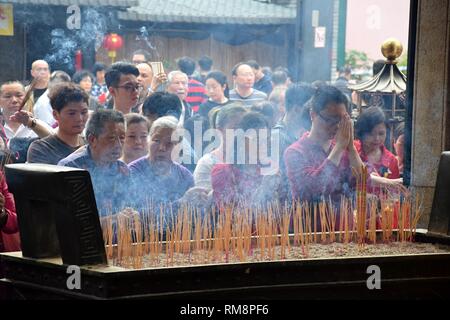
[105,62,142,115]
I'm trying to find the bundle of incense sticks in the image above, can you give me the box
[18,78,37,111]
[354,165,368,246]
[100,191,423,269]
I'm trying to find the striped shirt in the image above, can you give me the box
[229,89,267,107]
[186,78,208,112]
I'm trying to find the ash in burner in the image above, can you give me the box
[100,195,428,269]
[113,242,450,270]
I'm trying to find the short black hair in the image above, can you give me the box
[205,71,229,98]
[271,70,288,86]
[355,106,387,140]
[311,85,348,114]
[0,81,24,95]
[132,49,152,62]
[49,83,89,112]
[250,101,275,124]
[285,83,315,112]
[72,70,94,84]
[125,113,150,131]
[183,114,210,149]
[239,111,269,131]
[215,103,247,129]
[246,60,260,70]
[105,62,139,88]
[142,92,182,120]
[177,56,196,76]
[198,56,213,71]
[86,109,125,139]
[92,62,107,74]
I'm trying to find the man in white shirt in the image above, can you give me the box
[166,70,192,127]
[33,71,71,127]
[0,81,53,157]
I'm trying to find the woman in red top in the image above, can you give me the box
[0,169,20,253]
[211,112,279,206]
[285,85,364,204]
[354,106,405,193]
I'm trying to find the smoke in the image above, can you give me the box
[135,25,162,61]
[77,8,109,52]
[44,28,78,72]
[44,8,109,73]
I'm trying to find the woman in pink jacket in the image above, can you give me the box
[0,170,20,253]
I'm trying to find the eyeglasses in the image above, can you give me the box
[116,84,143,92]
[317,112,341,126]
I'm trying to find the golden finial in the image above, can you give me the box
[381,38,403,63]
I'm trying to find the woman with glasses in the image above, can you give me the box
[120,113,150,164]
[285,85,364,205]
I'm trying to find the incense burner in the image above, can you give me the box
[1,230,449,300]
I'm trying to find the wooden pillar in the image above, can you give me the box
[411,0,450,226]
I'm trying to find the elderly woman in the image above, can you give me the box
[120,113,150,164]
[128,116,194,207]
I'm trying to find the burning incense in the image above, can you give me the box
[103,190,423,270]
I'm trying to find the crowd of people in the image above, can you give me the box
[0,51,406,253]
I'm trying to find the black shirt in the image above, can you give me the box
[254,74,273,96]
[27,134,83,165]
[33,88,47,101]
[198,99,231,118]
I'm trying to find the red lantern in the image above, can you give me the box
[103,33,124,63]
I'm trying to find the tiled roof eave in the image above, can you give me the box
[0,0,139,7]
[118,12,296,25]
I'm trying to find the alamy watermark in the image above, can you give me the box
[66,5,81,30]
[366,265,381,290]
[66,265,81,290]
[170,122,281,176]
